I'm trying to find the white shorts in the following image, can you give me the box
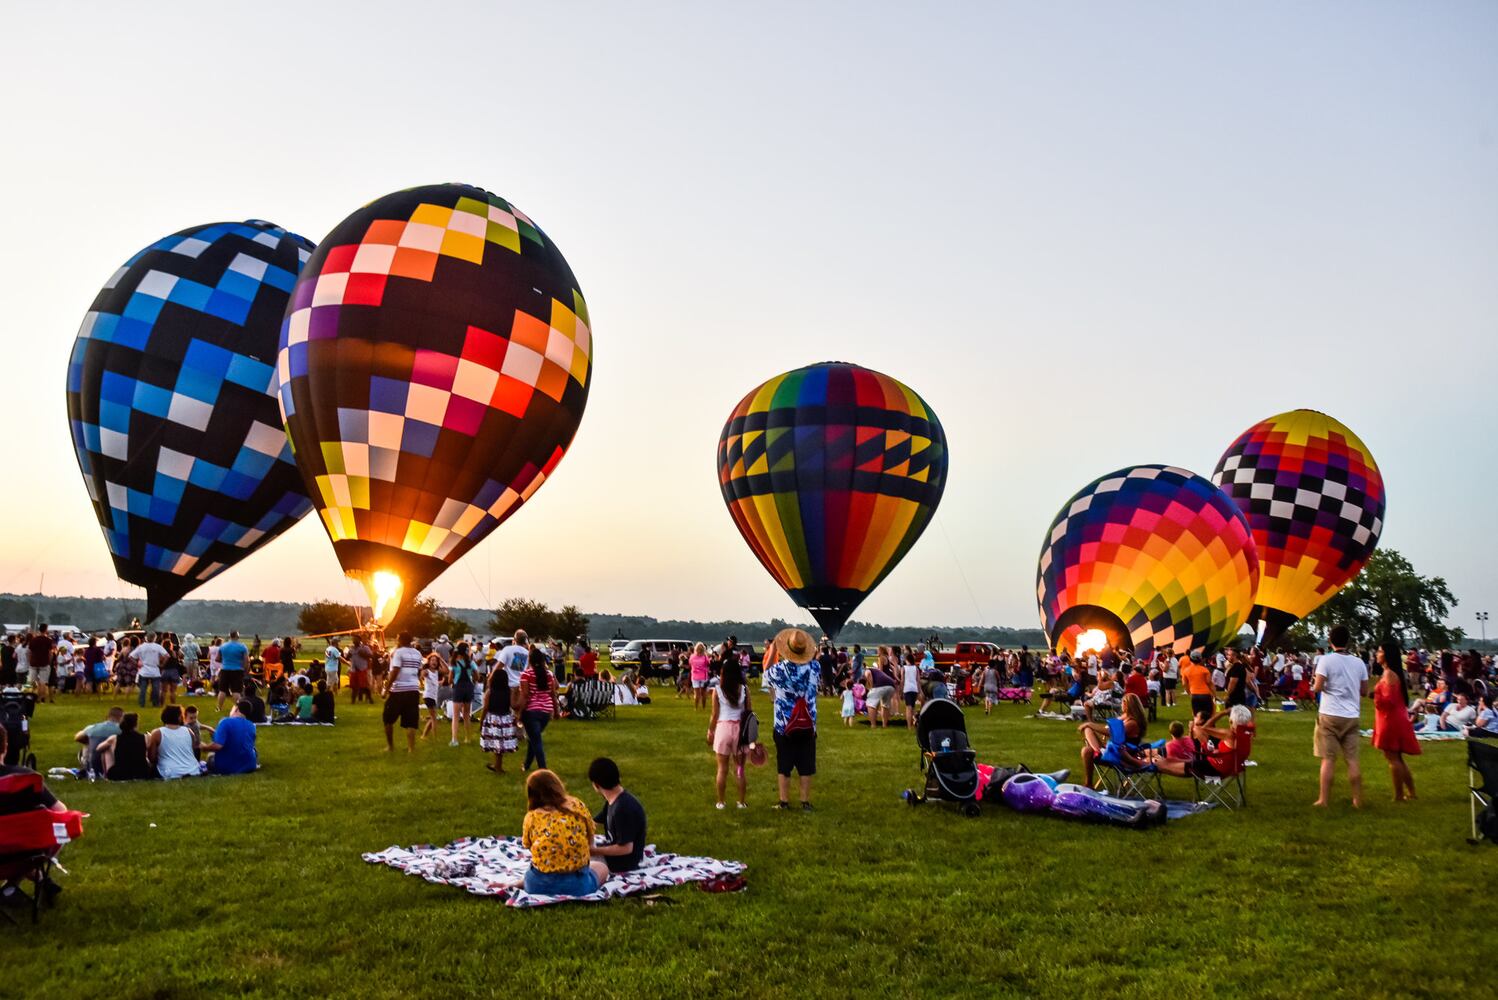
[691,678,707,689]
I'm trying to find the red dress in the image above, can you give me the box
[1371,681,1420,755]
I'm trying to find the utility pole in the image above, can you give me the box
[1479,611,1489,644]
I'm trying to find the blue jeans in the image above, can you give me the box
[522,710,550,770]
[523,865,598,896]
[138,677,162,707]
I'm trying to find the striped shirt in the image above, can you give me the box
[520,667,556,714]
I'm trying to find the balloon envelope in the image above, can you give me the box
[1212,408,1384,645]
[66,221,315,620]
[1036,465,1259,657]
[716,362,948,640]
[278,184,591,624]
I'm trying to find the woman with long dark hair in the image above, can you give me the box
[479,664,516,773]
[1372,640,1419,801]
[707,658,751,809]
[518,645,559,771]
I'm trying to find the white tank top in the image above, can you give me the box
[715,684,746,722]
[156,725,199,780]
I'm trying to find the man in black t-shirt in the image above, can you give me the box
[1224,652,1250,709]
[587,757,646,874]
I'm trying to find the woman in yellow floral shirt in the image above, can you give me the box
[521,770,611,895]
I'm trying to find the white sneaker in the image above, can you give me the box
[448,739,459,747]
[736,802,748,810]
[715,802,726,810]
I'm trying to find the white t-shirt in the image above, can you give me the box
[1314,651,1367,720]
[1443,704,1477,728]
[497,644,529,687]
[388,646,424,692]
[133,642,167,678]
[1291,662,1304,681]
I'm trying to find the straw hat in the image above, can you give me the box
[773,627,817,664]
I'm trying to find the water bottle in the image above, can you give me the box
[940,737,951,753]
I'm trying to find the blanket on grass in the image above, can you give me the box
[363,836,745,907]
[1029,710,1075,721]
[1360,728,1467,742]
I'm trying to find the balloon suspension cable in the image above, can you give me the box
[937,512,986,628]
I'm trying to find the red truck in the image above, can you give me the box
[933,642,1002,668]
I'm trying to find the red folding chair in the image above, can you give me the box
[0,771,86,924]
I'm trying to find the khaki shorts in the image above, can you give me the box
[1314,714,1360,760]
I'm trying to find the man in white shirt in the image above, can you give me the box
[1311,625,1368,809]
[497,630,530,688]
[131,632,168,709]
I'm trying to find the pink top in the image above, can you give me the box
[690,654,710,682]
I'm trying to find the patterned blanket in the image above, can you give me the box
[1360,728,1467,742]
[363,836,746,908]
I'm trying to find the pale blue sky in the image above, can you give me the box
[2,2,1494,632]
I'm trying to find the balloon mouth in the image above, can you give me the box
[360,570,405,627]
[1072,629,1109,656]
[1051,609,1130,657]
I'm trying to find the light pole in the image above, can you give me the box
[1478,611,1489,644]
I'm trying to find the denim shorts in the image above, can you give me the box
[523,865,600,896]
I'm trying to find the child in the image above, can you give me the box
[479,666,516,773]
[840,678,856,726]
[420,650,446,740]
[1163,720,1195,761]
[268,676,290,718]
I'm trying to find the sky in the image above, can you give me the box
[1,2,1494,632]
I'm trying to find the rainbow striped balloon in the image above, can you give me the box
[1037,465,1260,657]
[1212,409,1384,645]
[717,362,948,639]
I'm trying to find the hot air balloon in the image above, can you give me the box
[1212,409,1384,645]
[278,184,591,625]
[1036,465,1259,658]
[716,362,948,640]
[66,221,316,621]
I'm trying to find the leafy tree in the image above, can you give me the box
[551,605,589,644]
[488,598,556,639]
[1303,549,1462,649]
[297,600,362,636]
[391,596,470,639]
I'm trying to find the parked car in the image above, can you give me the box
[611,639,695,679]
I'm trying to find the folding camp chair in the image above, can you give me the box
[0,771,85,925]
[1191,726,1254,811]
[1468,738,1498,846]
[1091,716,1164,801]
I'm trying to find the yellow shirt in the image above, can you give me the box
[522,798,595,873]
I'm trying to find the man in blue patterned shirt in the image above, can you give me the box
[764,627,820,812]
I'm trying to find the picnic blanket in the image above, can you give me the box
[1360,728,1467,742]
[363,836,746,908]
[1029,710,1075,721]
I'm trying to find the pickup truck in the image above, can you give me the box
[932,642,1002,668]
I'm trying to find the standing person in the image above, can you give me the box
[579,644,598,678]
[479,664,516,773]
[765,627,820,811]
[449,642,477,746]
[180,634,201,678]
[159,639,182,706]
[1161,652,1179,707]
[901,650,921,727]
[1180,651,1214,723]
[261,638,282,681]
[1223,650,1249,710]
[497,630,530,689]
[982,658,1001,714]
[1312,624,1369,809]
[419,646,447,741]
[518,647,559,772]
[706,658,751,809]
[28,626,54,703]
[689,642,711,710]
[0,634,16,687]
[433,634,454,668]
[84,637,106,694]
[864,658,898,729]
[1371,640,1419,802]
[216,631,249,713]
[131,632,168,709]
[324,641,343,693]
[348,636,373,704]
[382,633,424,753]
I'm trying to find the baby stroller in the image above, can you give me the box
[904,698,981,817]
[1,691,37,771]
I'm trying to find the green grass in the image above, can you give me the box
[5,688,1488,999]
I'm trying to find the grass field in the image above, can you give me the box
[5,684,1490,999]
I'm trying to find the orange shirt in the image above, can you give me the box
[1181,660,1212,696]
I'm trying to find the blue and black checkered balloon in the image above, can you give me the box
[66,221,316,620]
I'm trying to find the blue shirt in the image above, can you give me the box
[210,716,257,774]
[219,641,248,671]
[765,659,819,734]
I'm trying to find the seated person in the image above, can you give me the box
[521,769,610,895]
[634,681,651,705]
[182,705,210,759]
[1469,693,1498,738]
[147,706,200,780]
[1151,705,1253,779]
[1162,720,1195,761]
[97,712,156,781]
[1434,694,1476,732]
[73,706,123,773]
[587,757,646,874]
[242,681,267,723]
[285,680,314,722]
[200,700,258,774]
[311,681,335,723]
[267,677,291,718]
[1038,670,1085,714]
[1077,693,1149,786]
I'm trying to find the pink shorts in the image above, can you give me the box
[712,719,743,756]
